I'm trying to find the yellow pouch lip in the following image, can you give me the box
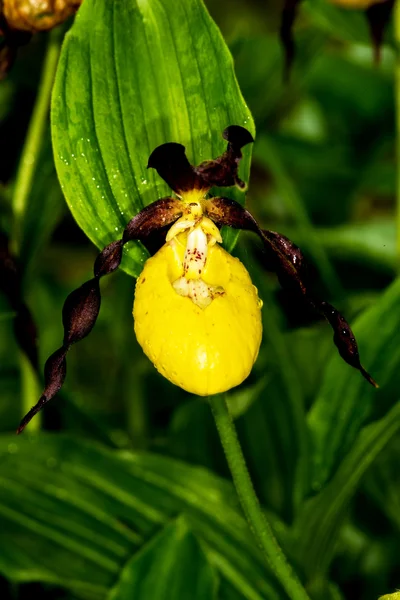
[133,240,262,396]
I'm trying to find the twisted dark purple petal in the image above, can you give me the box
[17,348,67,434]
[317,300,376,387]
[17,198,184,434]
[123,198,185,242]
[206,196,377,387]
[62,278,101,344]
[94,240,123,278]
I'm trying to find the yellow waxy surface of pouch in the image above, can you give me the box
[133,237,263,396]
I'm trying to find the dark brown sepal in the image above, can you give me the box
[17,197,186,433]
[280,0,303,81]
[195,126,254,190]
[149,127,254,194]
[223,125,254,150]
[147,143,202,193]
[205,196,376,387]
[365,0,394,64]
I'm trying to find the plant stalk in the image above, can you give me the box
[11,27,63,431]
[12,27,63,253]
[209,394,311,600]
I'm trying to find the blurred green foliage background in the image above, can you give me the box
[1,0,400,599]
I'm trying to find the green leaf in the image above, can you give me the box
[287,220,396,275]
[226,376,269,420]
[108,517,218,600]
[51,0,254,278]
[364,435,400,534]
[294,401,400,582]
[308,277,400,489]
[0,435,282,600]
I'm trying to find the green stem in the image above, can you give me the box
[210,394,311,600]
[12,27,63,254]
[395,0,400,263]
[11,28,63,430]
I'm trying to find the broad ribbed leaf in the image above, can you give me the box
[108,517,218,600]
[308,277,400,488]
[51,0,254,277]
[0,435,281,600]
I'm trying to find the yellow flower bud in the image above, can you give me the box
[3,0,81,33]
[133,225,262,396]
[328,0,388,7]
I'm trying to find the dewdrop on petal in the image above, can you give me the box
[133,216,263,396]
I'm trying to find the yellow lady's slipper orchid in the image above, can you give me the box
[17,125,376,435]
[133,198,263,396]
